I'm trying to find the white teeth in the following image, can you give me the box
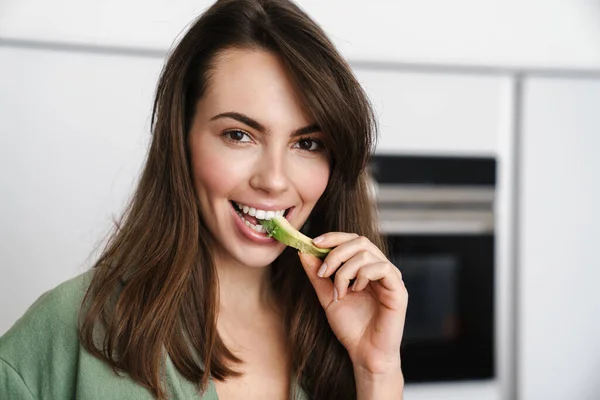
[253,224,265,233]
[234,201,287,220]
[236,206,280,234]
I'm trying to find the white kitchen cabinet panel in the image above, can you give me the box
[354,69,512,156]
[0,47,163,334]
[404,381,499,400]
[3,1,600,70]
[519,77,600,400]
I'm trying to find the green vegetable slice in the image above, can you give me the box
[260,216,331,259]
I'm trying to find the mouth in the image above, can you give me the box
[230,201,292,235]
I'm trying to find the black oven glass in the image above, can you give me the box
[370,154,496,383]
[388,234,495,383]
[399,254,459,343]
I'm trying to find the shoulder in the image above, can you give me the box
[1,269,95,344]
[0,270,96,398]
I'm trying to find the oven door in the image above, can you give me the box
[377,187,495,383]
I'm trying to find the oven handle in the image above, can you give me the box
[379,220,493,235]
[377,209,494,235]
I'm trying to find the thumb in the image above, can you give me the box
[298,251,334,308]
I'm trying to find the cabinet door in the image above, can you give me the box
[0,46,163,334]
[354,69,515,400]
[354,69,513,156]
[519,77,600,400]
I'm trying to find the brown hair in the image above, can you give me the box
[79,0,384,399]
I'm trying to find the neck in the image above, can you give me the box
[214,254,276,314]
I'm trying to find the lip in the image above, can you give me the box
[230,200,292,213]
[229,202,296,244]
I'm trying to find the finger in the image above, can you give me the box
[313,233,386,260]
[349,262,404,296]
[352,262,387,292]
[312,232,359,248]
[351,272,370,293]
[331,250,381,300]
[354,265,404,292]
[318,235,386,279]
[297,251,335,309]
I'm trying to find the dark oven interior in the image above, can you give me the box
[389,234,495,382]
[370,154,497,383]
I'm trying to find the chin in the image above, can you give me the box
[235,249,284,269]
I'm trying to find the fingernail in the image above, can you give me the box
[333,287,339,302]
[313,236,324,244]
[317,262,327,277]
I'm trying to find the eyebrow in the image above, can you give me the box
[210,112,321,136]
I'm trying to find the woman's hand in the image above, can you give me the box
[298,232,408,378]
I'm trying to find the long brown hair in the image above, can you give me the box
[79,1,384,399]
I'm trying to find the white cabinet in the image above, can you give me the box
[354,69,512,156]
[519,77,600,400]
[0,47,163,334]
[3,1,600,69]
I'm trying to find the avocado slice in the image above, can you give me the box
[260,216,331,259]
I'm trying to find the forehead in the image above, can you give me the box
[199,48,312,127]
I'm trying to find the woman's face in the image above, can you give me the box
[188,48,330,269]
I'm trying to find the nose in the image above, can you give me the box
[249,147,290,195]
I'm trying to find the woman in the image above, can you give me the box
[0,0,407,399]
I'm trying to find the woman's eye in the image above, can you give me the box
[295,138,322,152]
[224,130,252,142]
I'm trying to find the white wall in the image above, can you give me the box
[519,77,600,400]
[2,0,600,69]
[0,46,162,333]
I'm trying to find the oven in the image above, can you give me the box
[370,154,496,383]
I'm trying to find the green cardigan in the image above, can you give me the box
[0,270,308,399]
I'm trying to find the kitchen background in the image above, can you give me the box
[1,1,599,399]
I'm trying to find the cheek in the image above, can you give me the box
[294,159,330,203]
[191,140,245,199]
